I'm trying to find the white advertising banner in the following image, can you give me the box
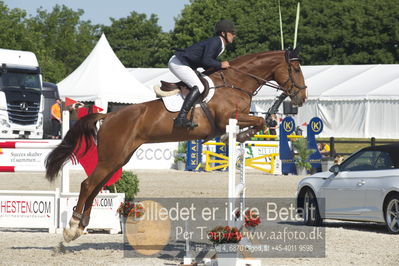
[0,148,51,168]
[124,142,179,170]
[59,192,125,233]
[0,191,57,231]
[0,139,60,169]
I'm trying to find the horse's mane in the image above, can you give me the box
[230,50,285,66]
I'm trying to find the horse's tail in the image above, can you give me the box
[45,113,107,182]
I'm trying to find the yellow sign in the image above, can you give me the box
[283,120,294,132]
[311,121,322,133]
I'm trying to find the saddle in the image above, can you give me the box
[159,73,211,101]
[159,73,219,140]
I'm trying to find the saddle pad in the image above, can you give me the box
[161,75,215,112]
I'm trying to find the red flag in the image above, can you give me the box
[92,105,104,113]
[106,168,123,187]
[77,107,89,119]
[73,136,122,187]
[65,97,77,107]
[73,108,122,187]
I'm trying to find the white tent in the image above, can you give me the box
[253,64,399,139]
[58,34,156,112]
[130,65,399,139]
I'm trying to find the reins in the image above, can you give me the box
[216,72,253,97]
[229,66,280,90]
[226,59,307,98]
[213,67,276,98]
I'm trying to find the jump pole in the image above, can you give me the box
[226,119,245,228]
[223,119,260,266]
[61,110,70,193]
[0,111,70,193]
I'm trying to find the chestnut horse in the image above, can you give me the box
[45,48,307,242]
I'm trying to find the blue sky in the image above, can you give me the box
[2,0,190,32]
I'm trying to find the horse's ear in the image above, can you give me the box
[284,47,292,62]
[293,46,301,55]
[290,46,302,63]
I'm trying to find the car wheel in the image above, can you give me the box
[385,194,399,234]
[303,189,322,226]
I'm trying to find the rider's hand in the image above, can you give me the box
[221,61,230,69]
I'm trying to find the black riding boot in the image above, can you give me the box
[174,86,201,128]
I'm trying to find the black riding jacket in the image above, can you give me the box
[175,36,224,70]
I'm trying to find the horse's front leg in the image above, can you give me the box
[236,113,265,130]
[235,113,265,142]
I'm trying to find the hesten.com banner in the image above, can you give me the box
[0,192,57,230]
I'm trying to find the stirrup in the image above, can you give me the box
[174,117,198,129]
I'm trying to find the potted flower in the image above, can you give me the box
[207,226,242,244]
[292,138,315,175]
[235,208,261,232]
[208,226,242,266]
[117,201,145,232]
[245,210,261,228]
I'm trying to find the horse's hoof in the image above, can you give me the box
[236,131,251,143]
[63,217,82,242]
[63,227,84,242]
[220,133,228,143]
[236,134,247,143]
[63,228,75,243]
[236,129,258,143]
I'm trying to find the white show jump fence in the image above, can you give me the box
[0,111,124,233]
[224,119,260,266]
[227,119,246,228]
[0,139,124,233]
[185,119,260,266]
[0,140,60,172]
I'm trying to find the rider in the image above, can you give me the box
[168,19,236,128]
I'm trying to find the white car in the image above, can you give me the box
[296,144,399,234]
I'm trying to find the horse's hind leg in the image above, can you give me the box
[63,144,141,242]
[81,161,126,223]
[63,164,114,242]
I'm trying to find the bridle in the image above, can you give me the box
[226,56,307,98]
[280,56,308,98]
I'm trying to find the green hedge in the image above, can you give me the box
[107,171,139,201]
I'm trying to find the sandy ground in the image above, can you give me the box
[0,169,398,265]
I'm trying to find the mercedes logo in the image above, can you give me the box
[20,102,29,111]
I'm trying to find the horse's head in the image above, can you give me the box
[274,47,307,107]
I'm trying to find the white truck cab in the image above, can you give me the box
[0,48,44,138]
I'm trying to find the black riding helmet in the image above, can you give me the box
[214,19,236,35]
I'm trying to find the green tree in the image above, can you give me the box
[299,0,399,64]
[171,0,297,61]
[0,2,100,82]
[172,0,399,64]
[2,0,398,80]
[0,2,31,50]
[103,12,170,67]
[26,5,100,82]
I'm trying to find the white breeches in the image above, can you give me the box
[168,55,205,93]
